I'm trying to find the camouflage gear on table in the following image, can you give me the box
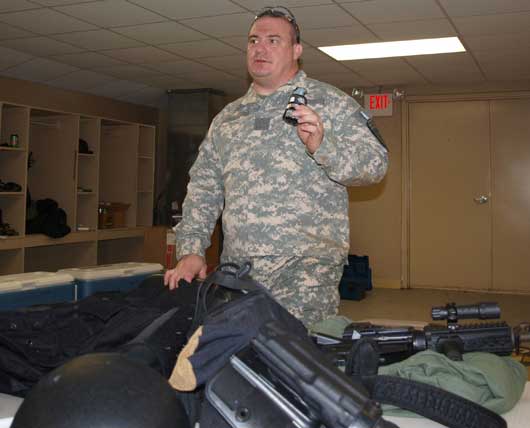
[175,70,388,262]
[227,255,343,327]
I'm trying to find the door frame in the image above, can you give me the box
[401,91,530,289]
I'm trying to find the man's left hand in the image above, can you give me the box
[292,104,324,154]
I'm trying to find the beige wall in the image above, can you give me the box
[350,80,530,290]
[0,75,158,125]
[348,101,403,288]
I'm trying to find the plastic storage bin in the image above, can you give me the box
[60,262,163,299]
[0,272,76,311]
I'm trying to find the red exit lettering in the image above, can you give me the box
[369,94,390,110]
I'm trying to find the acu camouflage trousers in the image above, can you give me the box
[225,256,343,328]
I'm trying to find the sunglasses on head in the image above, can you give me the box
[254,6,301,43]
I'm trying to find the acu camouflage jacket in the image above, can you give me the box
[175,71,388,263]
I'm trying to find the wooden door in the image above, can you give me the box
[491,98,530,293]
[409,101,492,290]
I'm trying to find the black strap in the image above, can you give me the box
[363,375,506,428]
[346,338,506,428]
[189,262,265,336]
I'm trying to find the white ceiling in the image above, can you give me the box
[0,0,529,108]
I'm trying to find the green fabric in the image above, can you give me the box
[379,350,527,416]
[309,315,352,337]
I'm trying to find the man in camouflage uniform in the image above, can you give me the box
[165,6,388,327]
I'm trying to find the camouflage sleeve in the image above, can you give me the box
[310,93,389,186]
[174,123,224,258]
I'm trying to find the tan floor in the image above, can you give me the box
[338,287,530,378]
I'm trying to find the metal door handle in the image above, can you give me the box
[473,195,489,204]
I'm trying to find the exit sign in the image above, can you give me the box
[364,93,393,117]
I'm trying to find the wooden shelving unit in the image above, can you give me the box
[0,101,156,275]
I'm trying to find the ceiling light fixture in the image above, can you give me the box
[318,37,465,61]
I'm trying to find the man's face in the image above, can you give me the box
[247,16,302,89]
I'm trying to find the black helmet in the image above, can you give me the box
[12,353,190,428]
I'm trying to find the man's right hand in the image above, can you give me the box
[164,254,207,290]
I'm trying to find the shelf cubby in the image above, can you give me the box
[100,121,138,229]
[1,104,29,150]
[0,249,24,274]
[28,109,78,230]
[0,148,27,192]
[139,125,155,158]
[0,195,25,238]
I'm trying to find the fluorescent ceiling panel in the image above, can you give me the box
[319,37,465,60]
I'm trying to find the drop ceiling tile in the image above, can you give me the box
[301,46,337,64]
[343,57,414,73]
[368,18,456,40]
[344,57,428,85]
[406,52,484,83]
[291,4,360,29]
[453,11,530,36]
[439,0,530,17]
[145,59,213,74]
[474,50,530,66]
[127,0,245,20]
[1,36,82,55]
[55,0,166,28]
[302,59,352,75]
[53,29,145,50]
[162,39,241,58]
[406,52,479,72]
[0,46,33,70]
[112,21,208,45]
[46,69,116,90]
[198,54,247,71]
[464,32,530,52]
[31,0,105,5]
[0,1,38,13]
[316,71,374,88]
[0,23,35,40]
[136,74,198,89]
[117,86,167,108]
[219,36,248,51]
[302,26,378,47]
[0,8,96,34]
[95,64,163,81]
[482,60,530,81]
[52,52,127,68]
[85,79,150,98]
[183,12,255,38]
[0,57,78,82]
[102,46,180,64]
[237,0,334,10]
[357,67,427,85]
[340,0,444,24]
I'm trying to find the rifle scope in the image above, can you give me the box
[431,302,500,323]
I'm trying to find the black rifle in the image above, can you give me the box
[207,320,507,428]
[315,302,530,366]
[207,321,398,428]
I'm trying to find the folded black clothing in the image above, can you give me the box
[0,181,22,192]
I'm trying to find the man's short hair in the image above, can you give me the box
[253,6,301,44]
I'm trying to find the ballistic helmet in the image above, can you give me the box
[12,352,190,428]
